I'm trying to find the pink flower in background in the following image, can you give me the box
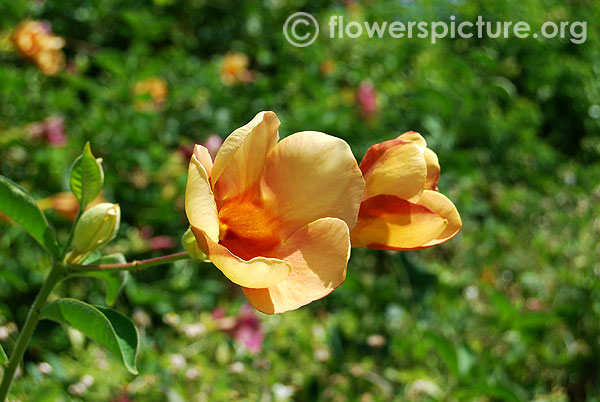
[148,235,176,251]
[202,134,223,160]
[112,394,133,402]
[356,80,378,118]
[28,116,67,146]
[45,116,67,146]
[213,304,264,353]
[178,135,221,161]
[139,225,154,239]
[139,226,177,251]
[232,304,264,353]
[212,307,226,320]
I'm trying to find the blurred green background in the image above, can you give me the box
[1,0,600,400]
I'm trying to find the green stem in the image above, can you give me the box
[60,208,83,261]
[0,263,65,401]
[0,251,190,399]
[67,251,190,272]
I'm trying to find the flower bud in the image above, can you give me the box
[72,203,120,255]
[182,228,208,261]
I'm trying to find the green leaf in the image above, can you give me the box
[489,290,516,324]
[70,142,104,209]
[426,332,459,378]
[513,311,559,330]
[467,383,522,402]
[84,252,126,266]
[0,176,60,258]
[489,290,558,331]
[91,270,129,306]
[86,254,129,305]
[81,251,102,265]
[41,298,139,374]
[0,343,7,366]
[456,345,475,378]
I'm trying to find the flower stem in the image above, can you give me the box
[0,263,65,401]
[60,208,83,261]
[0,251,190,399]
[67,251,190,272]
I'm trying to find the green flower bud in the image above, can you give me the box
[182,227,208,261]
[72,203,120,255]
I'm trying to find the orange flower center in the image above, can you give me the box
[217,198,282,260]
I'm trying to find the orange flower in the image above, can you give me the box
[37,192,106,221]
[320,60,336,76]
[0,211,11,224]
[133,77,168,110]
[11,20,65,75]
[350,132,461,250]
[185,111,364,314]
[220,52,253,86]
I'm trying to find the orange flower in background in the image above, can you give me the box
[350,132,461,250]
[220,52,253,85]
[320,60,336,76]
[185,111,364,314]
[133,77,168,110]
[0,211,11,224]
[37,192,107,221]
[11,20,65,75]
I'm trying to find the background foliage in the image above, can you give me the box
[1,0,599,400]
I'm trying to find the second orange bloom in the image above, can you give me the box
[350,132,462,250]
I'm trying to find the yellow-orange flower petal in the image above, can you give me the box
[424,148,441,190]
[193,144,213,178]
[397,131,441,190]
[192,227,291,289]
[397,131,427,152]
[261,131,364,236]
[243,218,350,314]
[360,139,426,202]
[185,153,219,242]
[416,190,461,247]
[350,194,448,250]
[211,111,279,203]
